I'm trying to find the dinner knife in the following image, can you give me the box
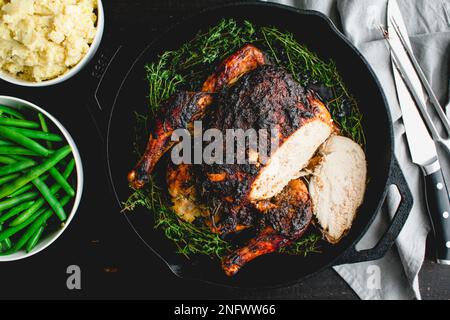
[388,0,450,265]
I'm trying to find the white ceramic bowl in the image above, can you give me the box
[0,0,104,87]
[0,96,83,262]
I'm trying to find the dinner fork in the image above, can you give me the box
[389,17,450,155]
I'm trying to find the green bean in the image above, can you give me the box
[18,196,70,252]
[0,154,36,167]
[38,114,48,130]
[0,105,25,119]
[9,162,75,226]
[0,201,34,224]
[0,145,72,199]
[0,156,16,164]
[1,154,27,164]
[38,116,72,195]
[0,118,39,129]
[65,159,75,176]
[62,159,76,180]
[8,174,49,198]
[0,159,35,176]
[11,127,63,142]
[32,177,67,221]
[0,126,50,157]
[38,113,53,149]
[0,209,43,242]
[0,225,3,252]
[0,140,13,146]
[0,225,12,252]
[10,199,45,227]
[49,168,75,197]
[12,207,50,252]
[0,157,39,195]
[0,156,40,196]
[0,173,19,185]
[8,184,34,198]
[26,224,45,253]
[0,192,38,212]
[9,154,29,161]
[0,146,39,156]
[38,116,72,177]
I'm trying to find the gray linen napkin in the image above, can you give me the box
[262,0,450,300]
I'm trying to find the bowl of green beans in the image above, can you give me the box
[0,96,83,262]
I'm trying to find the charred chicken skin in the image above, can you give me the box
[222,179,313,276]
[128,91,213,189]
[202,43,267,92]
[128,44,267,189]
[167,162,209,223]
[198,65,333,236]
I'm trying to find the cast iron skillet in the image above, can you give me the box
[91,2,413,288]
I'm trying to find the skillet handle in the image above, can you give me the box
[335,157,413,265]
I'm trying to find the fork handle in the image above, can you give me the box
[424,165,450,265]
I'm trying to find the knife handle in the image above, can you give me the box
[424,166,450,265]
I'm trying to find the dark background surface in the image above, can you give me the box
[0,0,449,300]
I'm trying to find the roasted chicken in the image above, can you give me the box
[167,163,209,223]
[129,44,343,276]
[128,44,267,189]
[309,136,367,243]
[128,91,213,189]
[202,43,267,92]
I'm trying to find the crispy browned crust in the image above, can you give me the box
[167,163,194,198]
[128,91,213,189]
[222,180,313,276]
[129,44,266,190]
[198,65,330,234]
[222,226,288,276]
[202,44,267,93]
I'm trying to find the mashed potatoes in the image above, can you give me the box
[0,0,97,82]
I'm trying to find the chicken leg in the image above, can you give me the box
[128,91,213,189]
[222,179,313,276]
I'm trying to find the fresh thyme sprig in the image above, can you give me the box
[123,179,231,258]
[145,19,256,109]
[145,54,184,112]
[259,27,365,145]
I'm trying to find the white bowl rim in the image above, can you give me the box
[0,95,84,262]
[0,0,104,87]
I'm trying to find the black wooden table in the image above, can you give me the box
[102,0,449,300]
[0,0,448,300]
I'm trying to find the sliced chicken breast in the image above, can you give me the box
[249,119,333,201]
[309,135,367,244]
